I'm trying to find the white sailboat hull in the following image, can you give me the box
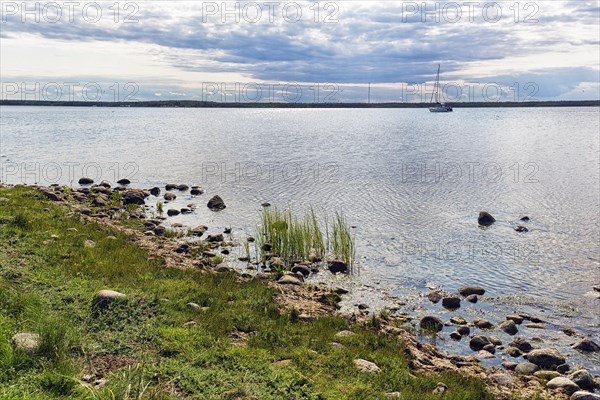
[429,105,453,112]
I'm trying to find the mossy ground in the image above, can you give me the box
[0,186,493,399]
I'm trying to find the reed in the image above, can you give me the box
[258,207,355,269]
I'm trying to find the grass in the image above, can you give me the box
[0,186,493,399]
[258,207,355,269]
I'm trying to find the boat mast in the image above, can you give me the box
[430,64,441,104]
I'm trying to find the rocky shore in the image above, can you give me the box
[5,179,600,399]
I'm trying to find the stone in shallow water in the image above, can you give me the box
[427,291,442,303]
[477,211,495,226]
[469,335,490,351]
[442,296,461,309]
[474,319,494,329]
[526,348,566,369]
[458,285,486,296]
[207,195,226,210]
[500,320,518,335]
[420,316,443,332]
[572,338,600,353]
[568,369,595,391]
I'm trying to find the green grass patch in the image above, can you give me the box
[0,186,492,399]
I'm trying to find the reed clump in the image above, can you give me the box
[257,207,355,269]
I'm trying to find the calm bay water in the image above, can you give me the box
[1,106,599,368]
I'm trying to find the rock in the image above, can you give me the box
[475,319,494,329]
[489,336,502,346]
[509,338,533,353]
[450,331,462,340]
[478,350,495,359]
[525,323,546,329]
[450,316,467,325]
[153,226,166,235]
[150,187,161,196]
[206,234,223,243]
[469,336,490,351]
[506,315,524,324]
[546,377,579,395]
[176,184,189,191]
[357,304,369,310]
[180,207,192,214]
[78,177,94,185]
[167,209,180,216]
[144,230,155,236]
[386,393,402,398]
[191,225,208,237]
[334,288,349,295]
[457,325,470,336]
[84,239,96,248]
[123,190,146,205]
[42,190,62,201]
[478,211,496,226]
[515,361,539,375]
[502,361,518,371]
[330,342,344,349]
[427,291,443,303]
[594,285,600,293]
[11,332,40,353]
[175,244,189,254]
[534,371,561,380]
[117,179,131,185]
[573,339,600,353]
[277,275,303,286]
[526,348,566,369]
[165,184,178,191]
[465,294,478,303]
[420,316,443,332]
[187,302,201,310]
[491,373,516,387]
[458,286,486,296]
[557,364,571,374]
[207,195,226,210]
[432,383,448,395]
[214,264,231,273]
[291,265,310,277]
[335,330,355,338]
[571,391,600,400]
[482,344,496,354]
[569,370,595,390]
[191,188,204,195]
[515,225,528,232]
[500,320,519,335]
[442,296,461,309]
[93,289,126,308]
[328,260,348,274]
[520,216,530,221]
[92,193,109,207]
[353,359,381,373]
[506,347,522,357]
[261,202,271,207]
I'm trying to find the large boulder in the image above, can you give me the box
[478,211,496,226]
[207,195,226,210]
[526,348,566,369]
[571,392,600,400]
[469,335,491,351]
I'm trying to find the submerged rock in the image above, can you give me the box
[478,211,496,226]
[465,294,478,303]
[442,296,461,309]
[328,261,348,274]
[515,225,529,232]
[123,190,146,205]
[420,316,443,332]
[474,319,494,329]
[207,195,226,210]
[458,286,485,296]
[572,339,600,353]
[427,291,443,303]
[163,192,176,201]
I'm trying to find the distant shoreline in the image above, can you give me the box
[1,100,599,108]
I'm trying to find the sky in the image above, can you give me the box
[1,0,599,103]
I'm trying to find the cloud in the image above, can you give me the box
[1,0,598,100]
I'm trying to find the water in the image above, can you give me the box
[2,106,599,370]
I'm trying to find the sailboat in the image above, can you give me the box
[429,64,453,112]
